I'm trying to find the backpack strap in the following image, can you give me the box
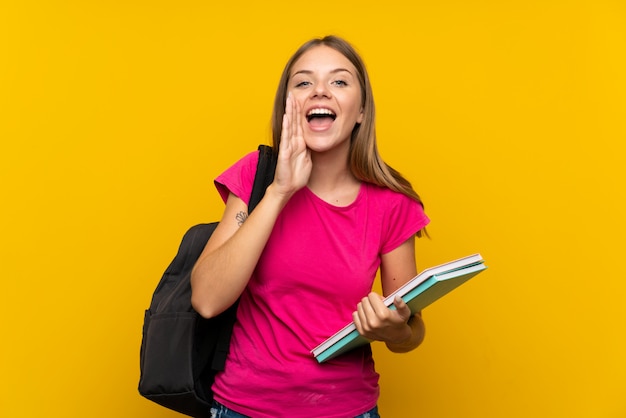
[249,144,277,213]
[212,145,277,372]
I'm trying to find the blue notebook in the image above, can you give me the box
[311,254,487,363]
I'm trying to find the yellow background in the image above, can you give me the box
[1,1,625,417]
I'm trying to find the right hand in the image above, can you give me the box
[273,92,312,198]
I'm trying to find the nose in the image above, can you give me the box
[311,82,331,99]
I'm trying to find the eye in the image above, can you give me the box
[294,80,311,88]
[332,80,348,87]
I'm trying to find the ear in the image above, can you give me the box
[357,108,364,124]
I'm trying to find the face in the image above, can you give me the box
[288,45,364,153]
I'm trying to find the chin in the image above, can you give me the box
[304,141,337,154]
[304,135,349,154]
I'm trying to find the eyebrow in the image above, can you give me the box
[292,68,354,77]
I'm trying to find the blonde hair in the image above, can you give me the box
[271,36,427,237]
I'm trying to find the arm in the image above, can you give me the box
[190,186,290,318]
[352,236,426,353]
[190,93,311,318]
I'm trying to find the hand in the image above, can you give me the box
[353,293,413,345]
[273,92,312,198]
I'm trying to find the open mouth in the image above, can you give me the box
[306,108,336,128]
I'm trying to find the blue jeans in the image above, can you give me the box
[210,400,380,418]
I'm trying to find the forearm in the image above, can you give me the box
[385,312,425,353]
[190,184,290,318]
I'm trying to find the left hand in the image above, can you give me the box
[353,293,413,344]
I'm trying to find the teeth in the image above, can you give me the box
[307,108,335,117]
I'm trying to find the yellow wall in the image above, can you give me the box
[2,1,625,417]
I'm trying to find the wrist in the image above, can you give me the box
[265,182,296,207]
[386,314,425,353]
[387,323,413,345]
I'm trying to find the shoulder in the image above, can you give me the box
[361,183,429,252]
[363,182,423,212]
[225,150,259,174]
[214,150,260,204]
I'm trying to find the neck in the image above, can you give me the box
[307,146,362,206]
[308,146,354,188]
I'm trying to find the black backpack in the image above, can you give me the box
[138,145,277,417]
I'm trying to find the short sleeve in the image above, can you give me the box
[214,150,259,205]
[380,194,430,254]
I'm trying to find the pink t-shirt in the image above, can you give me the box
[212,150,430,418]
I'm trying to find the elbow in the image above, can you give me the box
[190,270,217,319]
[191,290,229,319]
[190,277,229,319]
[190,289,221,320]
[190,265,238,319]
[191,293,214,319]
[192,293,236,319]
[191,288,211,319]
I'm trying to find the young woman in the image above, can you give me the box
[191,35,430,418]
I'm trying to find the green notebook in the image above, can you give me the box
[312,254,487,363]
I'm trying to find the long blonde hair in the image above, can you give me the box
[271,36,427,237]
